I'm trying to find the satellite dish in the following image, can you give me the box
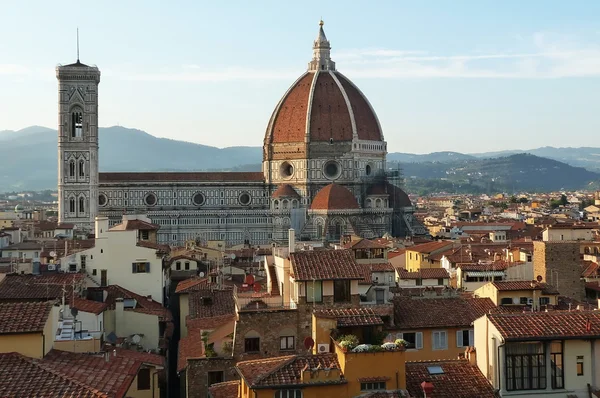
[304,337,315,350]
[253,283,262,293]
[199,272,205,277]
[536,275,543,282]
[132,334,141,344]
[49,251,56,257]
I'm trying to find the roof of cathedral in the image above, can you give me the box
[272,184,300,198]
[99,172,264,183]
[310,183,359,210]
[264,22,382,148]
[368,183,413,208]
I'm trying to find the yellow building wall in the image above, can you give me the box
[180,294,190,338]
[0,219,14,228]
[125,368,161,398]
[312,315,336,351]
[401,328,471,362]
[405,251,442,271]
[0,333,45,358]
[54,338,102,353]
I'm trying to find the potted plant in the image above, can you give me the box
[395,339,408,351]
[338,334,359,351]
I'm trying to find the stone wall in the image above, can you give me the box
[185,357,236,398]
[533,241,585,301]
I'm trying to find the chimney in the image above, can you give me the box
[288,229,296,254]
[146,295,153,301]
[421,381,434,398]
[115,298,124,336]
[577,304,584,311]
[465,347,477,366]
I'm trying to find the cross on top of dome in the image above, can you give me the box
[308,20,336,72]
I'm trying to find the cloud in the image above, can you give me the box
[0,64,31,75]
[123,66,298,82]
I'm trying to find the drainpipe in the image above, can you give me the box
[497,337,505,392]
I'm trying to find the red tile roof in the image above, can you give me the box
[188,290,235,320]
[99,171,264,183]
[0,273,85,301]
[344,238,389,250]
[393,297,496,329]
[406,241,454,255]
[175,277,211,294]
[0,301,53,334]
[109,219,159,231]
[0,352,106,397]
[310,184,359,210]
[208,380,240,398]
[314,307,383,327]
[582,261,600,278]
[488,311,600,340]
[272,184,300,198]
[406,359,496,398]
[458,263,508,272]
[112,347,165,367]
[136,240,170,253]
[397,268,450,280]
[72,297,108,315]
[366,262,395,272]
[177,328,205,371]
[236,353,343,388]
[290,249,363,281]
[491,281,559,294]
[87,285,171,321]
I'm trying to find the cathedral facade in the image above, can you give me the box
[57,22,426,246]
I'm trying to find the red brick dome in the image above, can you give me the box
[264,71,382,146]
[272,184,300,198]
[310,184,359,210]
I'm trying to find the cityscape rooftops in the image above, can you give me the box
[290,249,363,281]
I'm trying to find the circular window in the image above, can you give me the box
[144,193,157,206]
[98,193,107,207]
[280,162,294,179]
[366,164,372,176]
[323,160,341,180]
[239,193,251,206]
[192,192,205,206]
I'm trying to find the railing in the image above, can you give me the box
[233,285,296,312]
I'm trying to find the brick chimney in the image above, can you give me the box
[421,380,434,397]
[465,346,477,366]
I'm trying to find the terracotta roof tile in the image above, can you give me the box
[188,290,235,320]
[109,219,159,231]
[458,263,508,272]
[337,73,382,141]
[406,241,454,255]
[406,360,496,398]
[177,328,205,371]
[99,171,264,183]
[397,268,449,280]
[314,307,383,327]
[290,249,363,281]
[488,311,600,340]
[582,260,600,278]
[393,297,495,329]
[310,183,359,210]
[272,184,300,198]
[112,347,165,367]
[72,297,108,315]
[269,72,313,144]
[208,380,240,398]
[236,353,343,388]
[0,352,105,397]
[491,281,559,294]
[136,240,170,253]
[344,238,388,250]
[0,301,53,334]
[0,273,85,301]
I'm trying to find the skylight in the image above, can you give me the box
[427,366,444,375]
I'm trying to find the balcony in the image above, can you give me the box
[233,285,296,312]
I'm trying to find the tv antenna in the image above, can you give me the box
[76,27,80,62]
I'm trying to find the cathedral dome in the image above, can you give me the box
[272,184,300,198]
[264,21,383,151]
[310,183,359,210]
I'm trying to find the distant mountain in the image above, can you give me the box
[2,126,600,193]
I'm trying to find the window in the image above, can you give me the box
[207,371,224,387]
[437,278,444,285]
[397,332,423,349]
[80,255,86,270]
[79,197,85,214]
[540,297,550,306]
[432,330,448,350]
[500,297,513,305]
[185,262,190,270]
[132,262,150,273]
[175,262,181,271]
[415,278,422,286]
[92,269,97,276]
[137,368,150,390]
[520,297,528,305]
[280,336,295,351]
[506,342,546,391]
[69,160,75,177]
[69,263,77,272]
[140,230,149,240]
[79,160,85,177]
[305,281,323,303]
[72,111,83,138]
[69,197,76,213]
[456,329,474,347]
[244,337,260,352]
[577,356,584,376]
[275,390,302,398]
[361,382,386,391]
[333,280,351,303]
[550,341,564,389]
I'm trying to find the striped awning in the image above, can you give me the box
[465,271,505,277]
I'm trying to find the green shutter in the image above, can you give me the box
[132,263,137,273]
[146,262,150,273]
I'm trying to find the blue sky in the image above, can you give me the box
[1,1,599,153]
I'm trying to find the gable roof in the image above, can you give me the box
[175,277,211,294]
[236,353,343,388]
[314,307,383,327]
[208,381,241,398]
[491,281,559,294]
[0,352,106,398]
[406,359,496,398]
[397,268,450,280]
[393,297,495,329]
[488,311,600,341]
[343,238,388,250]
[290,249,362,281]
[71,297,108,315]
[0,273,85,302]
[0,301,53,334]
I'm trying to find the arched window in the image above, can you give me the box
[69,197,75,213]
[282,199,288,210]
[274,200,279,210]
[72,111,83,138]
[69,160,75,177]
[595,247,599,255]
[366,198,372,208]
[79,197,85,214]
[79,160,85,178]
[585,247,590,254]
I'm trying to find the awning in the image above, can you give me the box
[465,271,505,277]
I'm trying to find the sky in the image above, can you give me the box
[1,0,599,154]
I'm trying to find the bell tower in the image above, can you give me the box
[56,52,101,232]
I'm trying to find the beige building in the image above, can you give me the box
[474,281,559,309]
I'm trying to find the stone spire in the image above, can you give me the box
[308,20,336,71]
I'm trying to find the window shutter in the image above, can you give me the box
[416,332,423,349]
[456,330,463,347]
[132,263,137,274]
[146,262,150,273]
[469,329,474,346]
[442,331,448,349]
